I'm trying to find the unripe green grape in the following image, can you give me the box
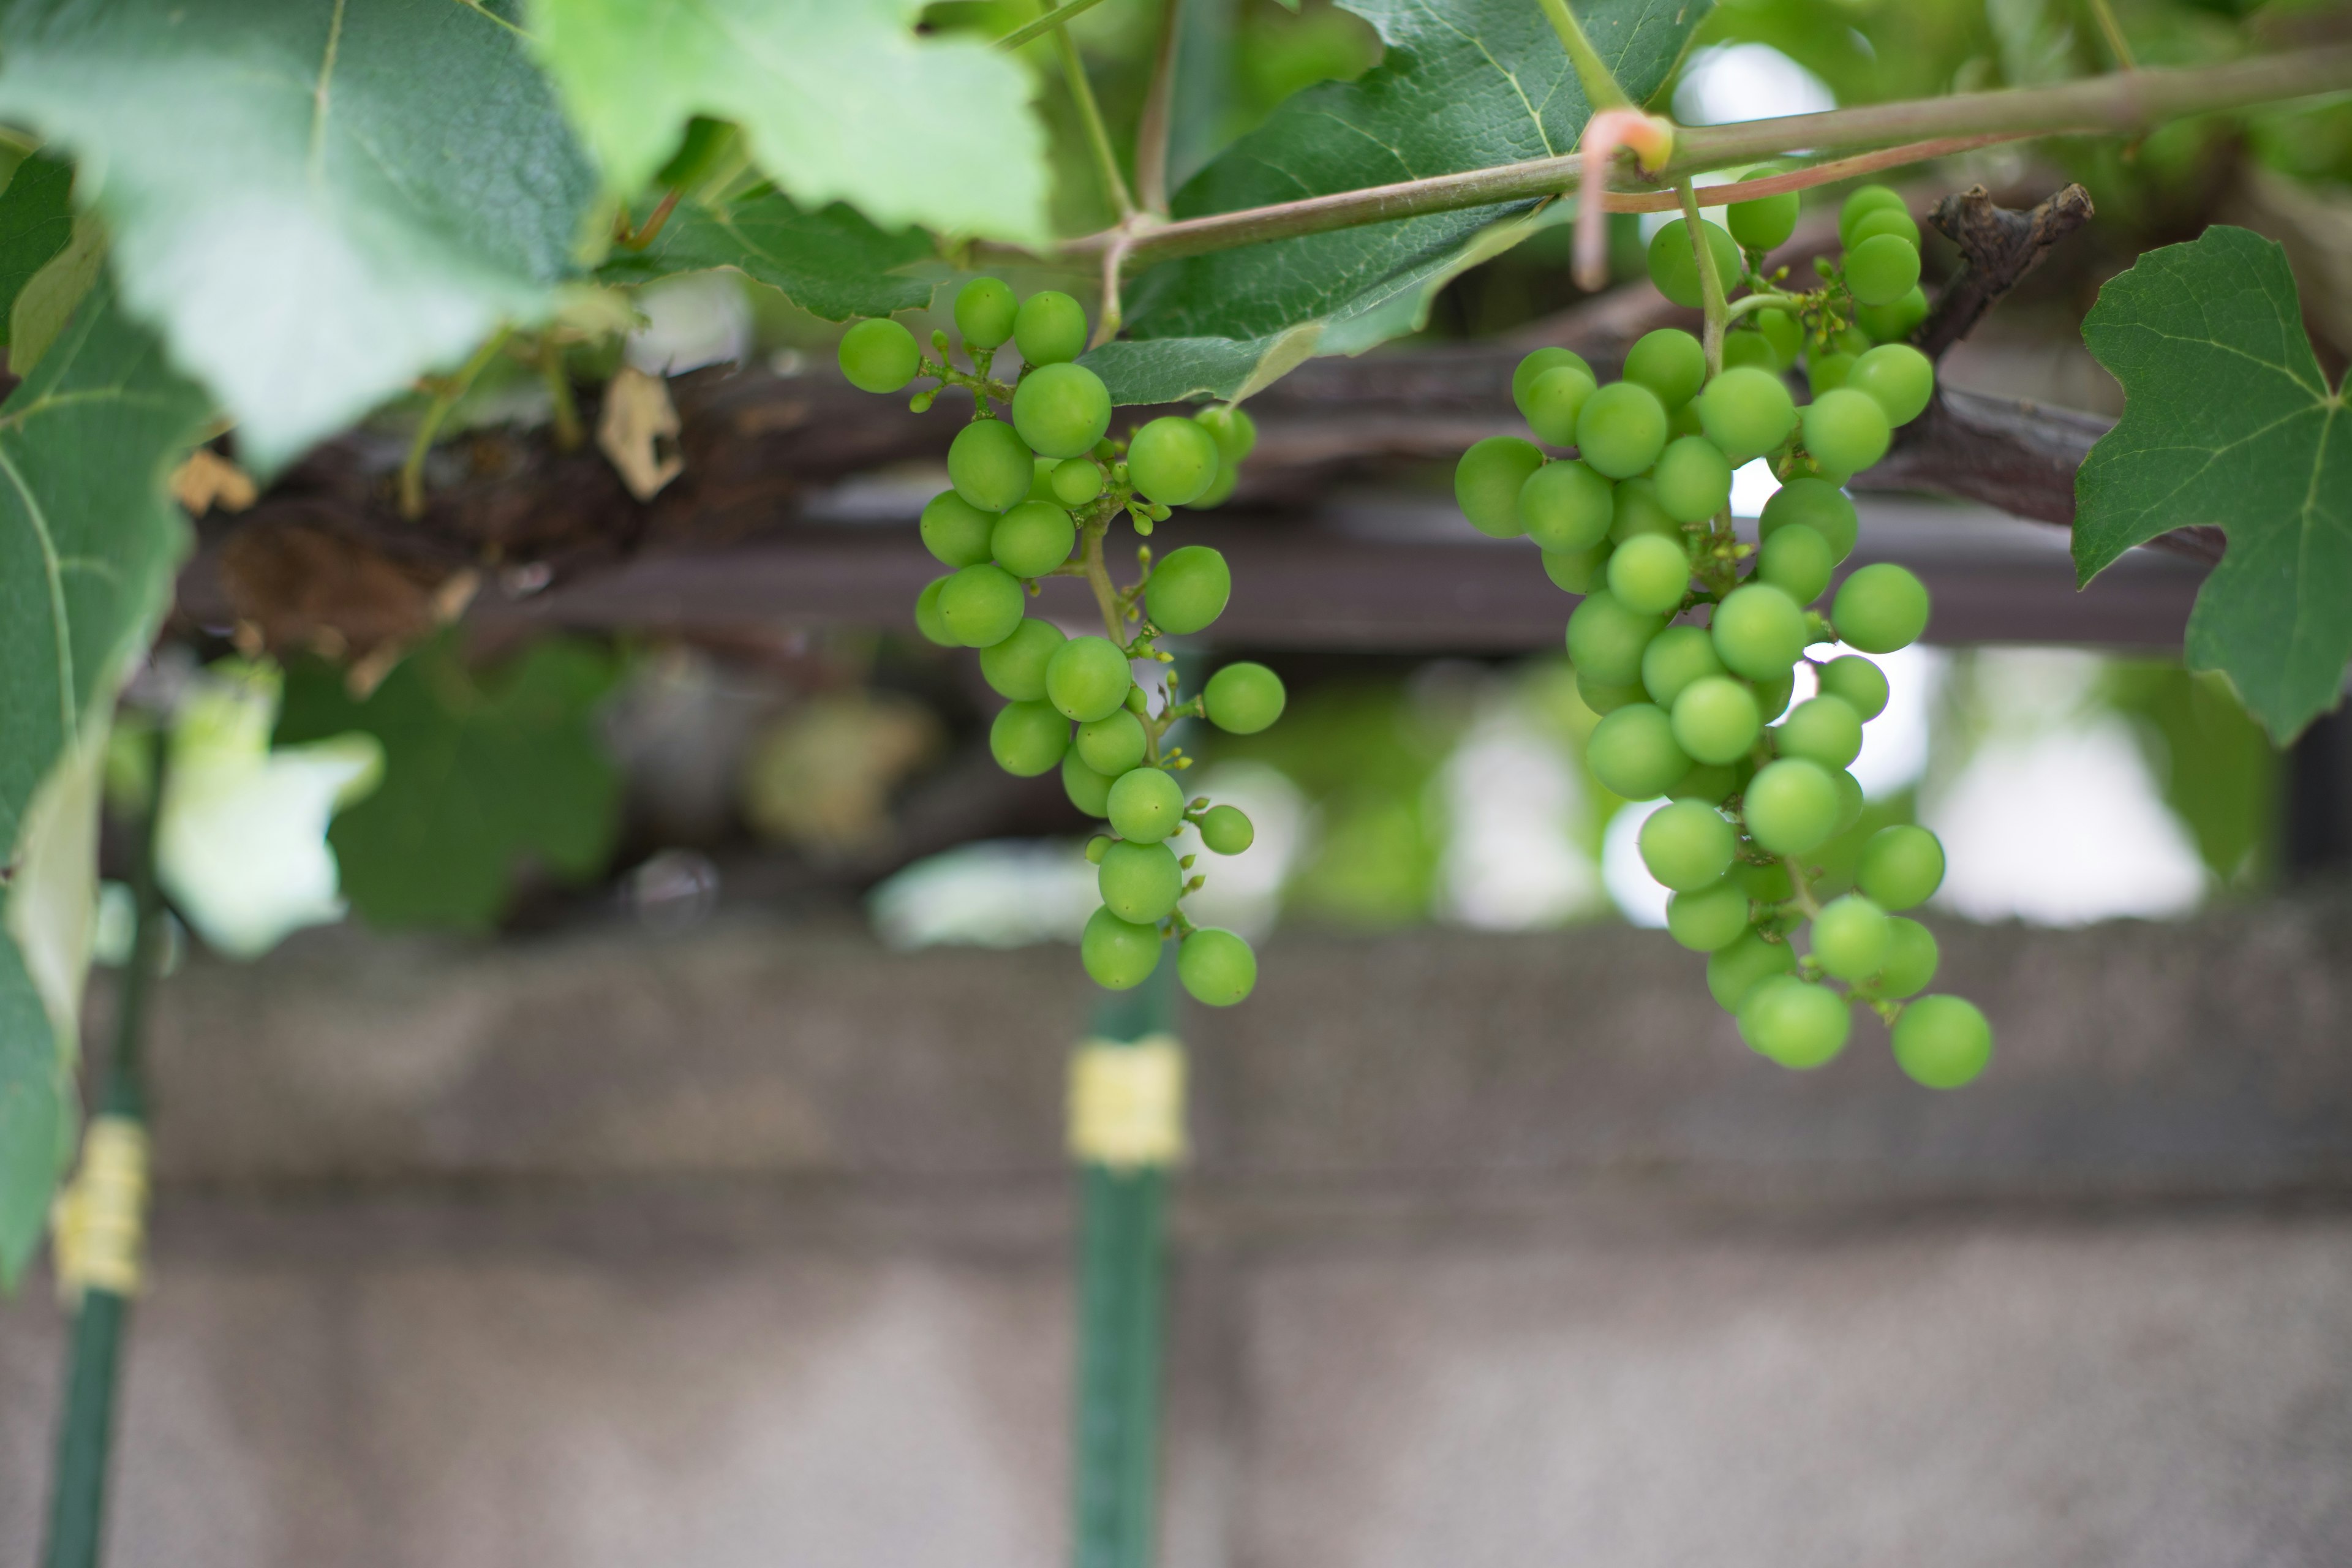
[921,489,998,568]
[1845,205,1920,249]
[1847,344,1934,426]
[1803,386,1892,476]
[989,700,1069,776]
[1860,916,1938,1000]
[1204,662,1285,734]
[1128,416,1220,506]
[1833,767,1864,834]
[1757,522,1833,605]
[1838,184,1908,246]
[1610,475,1681,544]
[1575,380,1669,479]
[1740,858,1793,903]
[1511,347,1594,423]
[1455,435,1544,538]
[1064,752,1117,816]
[1578,673,1645,715]
[1052,457,1105,505]
[1667,876,1751,951]
[1668,398,1706,439]
[1744,758,1841,855]
[1605,532,1692,617]
[1706,930,1798,1011]
[1565,589,1664,687]
[1200,804,1254,855]
[1076,709,1148,775]
[1646,217,1743,309]
[913,576,956,646]
[1759,477,1858,562]
[1025,454,1060,505]
[1638,797,1737,890]
[1195,404,1257,463]
[1099,839,1183,924]
[1671,762,1740,804]
[1522,366,1597,445]
[1518,460,1615,552]
[1642,624,1726,707]
[938,562,1025,647]
[1833,562,1930,653]
[1145,545,1231,635]
[1891,995,1993,1088]
[1179,927,1257,1006]
[1587,703,1691,801]
[1670,675,1762,765]
[1697,366,1797,463]
[955,277,1018,350]
[1711,582,1808,681]
[1727,167,1800,251]
[1721,330,1779,374]
[1738,974,1851,1068]
[948,419,1033,511]
[1754,307,1803,368]
[991,500,1076,578]
[1011,361,1112,458]
[1189,457,1238,510]
[979,617,1068,701]
[1082,906,1164,989]
[1045,636,1133,723]
[1543,541,1611,594]
[1624,329,1707,410]
[1774,694,1863,770]
[1857,824,1944,910]
[1107,767,1186,843]
[1806,352,1855,398]
[1754,669,1795,723]
[1653,435,1732,524]
[1845,233,1922,307]
[1855,285,1929,344]
[837,317,921,393]
[1830,323,1874,358]
[1817,654,1888,720]
[1809,893,1890,980]
[1014,290,1087,364]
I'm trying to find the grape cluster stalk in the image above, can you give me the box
[1455,181,1993,1088]
[839,278,1282,1007]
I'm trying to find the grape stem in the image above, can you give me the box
[398,324,512,519]
[1054,23,1136,223]
[1675,179,1730,377]
[1134,0,1185,215]
[995,0,1112,51]
[1779,858,1823,918]
[1724,290,1809,323]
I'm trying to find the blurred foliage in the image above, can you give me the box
[2103,662,2277,883]
[741,692,945,859]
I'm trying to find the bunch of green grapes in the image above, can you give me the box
[1452,183,1991,1089]
[838,277,1283,1008]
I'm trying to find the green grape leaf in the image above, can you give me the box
[600,190,935,322]
[1101,0,1707,401]
[0,285,212,1284]
[532,0,1049,247]
[0,152,74,348]
[0,0,598,473]
[2076,225,2352,741]
[274,636,623,933]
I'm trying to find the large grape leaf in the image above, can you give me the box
[0,0,598,473]
[1091,0,1708,403]
[532,0,1049,247]
[599,189,935,321]
[0,153,74,349]
[0,285,212,1284]
[2076,226,2352,741]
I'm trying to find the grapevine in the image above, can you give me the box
[839,281,1281,1007]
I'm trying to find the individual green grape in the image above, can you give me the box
[1721,331,1779,373]
[1200,804,1254,855]
[1128,416,1220,506]
[1697,366,1797,463]
[1670,675,1762,765]
[1891,995,1993,1088]
[1845,205,1920,249]
[1108,767,1186,843]
[1744,758,1841,855]
[1754,671,1795,723]
[1190,457,1238,510]
[1809,893,1890,980]
[1757,522,1833,605]
[938,562,1025,647]
[1642,624,1726,707]
[1672,762,1740,804]
[1180,927,1257,1006]
[1605,532,1691,617]
[1754,307,1803,368]
[1646,217,1743,310]
[1076,709,1148,775]
[1859,916,1938,1000]
[1830,323,1874,358]
[1204,662,1285,734]
[1511,347,1595,423]
[1052,457,1104,506]
[1759,477,1858,562]
[1817,654,1888,720]
[1086,835,1114,864]
[989,700,1069,776]
[948,419,1033,512]
[1845,233,1922,307]
[954,277,1018,350]
[1727,167,1800,251]
[1653,435,1732,524]
[1011,361,1113,458]
[1025,454,1060,505]
[979,617,1068,701]
[1638,798,1737,890]
[921,490,997,568]
[1740,857,1793,903]
[1146,545,1232,635]
[1046,635,1134,722]
[1706,930,1798,1011]
[1014,290,1087,364]
[1518,459,1615,552]
[1774,695,1863,770]
[1575,381,1670,479]
[992,500,1076,578]
[1578,674,1645,715]
[1082,906,1164,989]
[1624,329,1707,409]
[1847,344,1934,426]
[1838,184,1908,246]
[1738,975,1851,1068]
[1833,767,1864,835]
[1063,752,1116,816]
[1566,589,1665,687]
[1588,703,1692,800]
[1711,582,1808,681]
[1543,541,1612,594]
[1855,285,1929,344]
[1802,387,1893,477]
[1668,399,1706,440]
[1196,404,1257,463]
[1667,876,1752,951]
[1610,475,1682,544]
[1833,562,1930,653]
[1523,366,1599,445]
[914,576,956,647]
[838,317,921,394]
[1805,352,1855,397]
[1455,435,1545,538]
[1856,824,1945,910]
[1099,839,1183,924]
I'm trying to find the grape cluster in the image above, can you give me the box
[1453,183,1992,1088]
[839,278,1283,1007]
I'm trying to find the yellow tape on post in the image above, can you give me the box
[51,1116,149,1303]
[1068,1035,1186,1169]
